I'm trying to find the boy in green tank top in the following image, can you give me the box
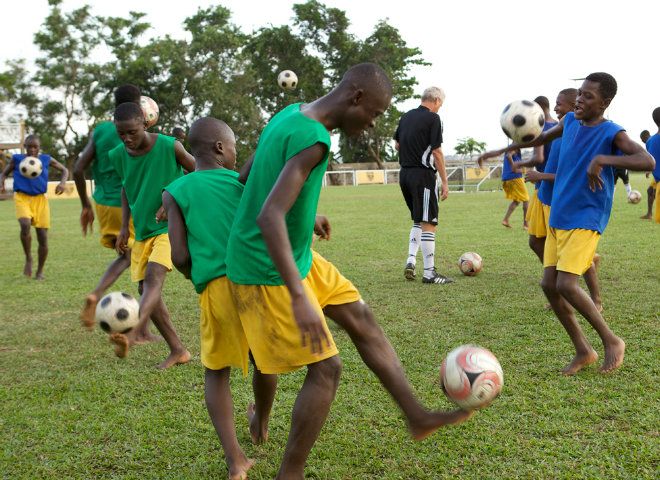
[226,64,471,479]
[109,102,195,370]
[163,117,276,480]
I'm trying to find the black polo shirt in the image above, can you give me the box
[393,105,443,170]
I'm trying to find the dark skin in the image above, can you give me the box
[0,137,68,279]
[641,129,657,220]
[502,150,528,228]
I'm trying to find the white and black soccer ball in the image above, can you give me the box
[95,292,140,334]
[277,70,298,90]
[19,156,43,179]
[440,344,503,410]
[458,252,483,276]
[627,190,642,204]
[500,100,545,144]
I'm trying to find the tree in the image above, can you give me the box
[454,137,487,161]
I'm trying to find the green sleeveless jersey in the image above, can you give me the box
[226,103,331,285]
[109,134,182,241]
[91,121,123,207]
[165,169,243,293]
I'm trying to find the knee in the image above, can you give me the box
[556,277,576,298]
[342,303,381,341]
[540,276,556,295]
[19,223,31,237]
[320,355,342,385]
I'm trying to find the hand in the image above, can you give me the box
[587,156,605,192]
[0,176,5,194]
[155,205,167,223]
[440,182,449,201]
[115,227,129,255]
[80,206,95,236]
[55,182,66,195]
[314,215,331,240]
[291,293,330,355]
[524,170,543,183]
[477,150,499,168]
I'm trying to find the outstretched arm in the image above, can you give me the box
[162,191,191,279]
[73,135,96,234]
[49,158,69,195]
[0,158,15,194]
[174,141,195,173]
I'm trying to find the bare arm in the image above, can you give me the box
[115,187,131,254]
[515,145,545,169]
[0,158,15,193]
[238,154,255,185]
[525,171,555,183]
[162,191,191,279]
[73,135,96,234]
[432,147,449,201]
[49,158,69,195]
[174,141,195,173]
[395,141,399,151]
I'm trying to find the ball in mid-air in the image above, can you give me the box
[95,292,140,334]
[440,344,503,410]
[500,100,545,144]
[458,252,482,276]
[277,70,298,90]
[140,96,159,128]
[19,156,43,179]
[627,190,641,204]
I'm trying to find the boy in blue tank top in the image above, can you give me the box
[0,134,69,280]
[479,73,655,376]
[500,148,529,228]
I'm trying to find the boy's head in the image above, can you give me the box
[114,84,141,107]
[534,95,550,113]
[640,130,651,143]
[188,117,236,170]
[652,107,660,128]
[172,127,186,143]
[114,102,147,150]
[555,88,577,119]
[24,134,40,157]
[421,86,445,113]
[575,72,617,121]
[333,63,392,137]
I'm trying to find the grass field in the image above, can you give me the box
[1,175,658,479]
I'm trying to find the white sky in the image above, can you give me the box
[2,0,659,153]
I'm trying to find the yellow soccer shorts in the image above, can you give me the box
[544,227,600,275]
[655,183,660,224]
[502,178,530,202]
[230,250,361,375]
[542,203,551,234]
[95,203,135,249]
[14,192,50,229]
[130,233,173,282]
[199,276,249,375]
[525,190,547,238]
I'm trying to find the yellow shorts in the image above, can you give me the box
[655,183,660,224]
[544,228,600,275]
[525,190,547,238]
[14,192,50,228]
[230,250,360,375]
[130,234,172,282]
[502,178,530,202]
[95,203,135,249]
[542,203,551,233]
[650,178,657,188]
[199,276,249,375]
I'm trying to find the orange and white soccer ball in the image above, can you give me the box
[627,190,642,204]
[458,252,482,276]
[440,344,503,410]
[140,96,159,128]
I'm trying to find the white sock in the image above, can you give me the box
[421,231,436,277]
[407,223,421,264]
[625,183,632,195]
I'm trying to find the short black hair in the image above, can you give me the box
[534,96,550,111]
[558,88,578,102]
[114,102,144,122]
[24,134,40,144]
[172,127,186,137]
[652,107,660,128]
[585,72,617,100]
[340,63,393,98]
[114,84,141,106]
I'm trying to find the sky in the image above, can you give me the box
[2,0,659,153]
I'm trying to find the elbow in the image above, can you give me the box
[172,251,190,272]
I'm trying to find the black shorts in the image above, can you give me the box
[613,167,629,184]
[399,167,439,225]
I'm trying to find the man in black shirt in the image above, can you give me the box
[394,87,452,284]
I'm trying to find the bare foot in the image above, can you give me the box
[523,221,529,230]
[157,349,191,369]
[600,337,625,374]
[80,294,98,330]
[110,333,130,358]
[592,253,601,272]
[409,409,474,441]
[229,458,256,480]
[34,272,45,280]
[23,258,32,277]
[640,214,651,220]
[560,350,598,376]
[544,303,552,310]
[501,220,511,228]
[133,332,163,345]
[247,402,269,445]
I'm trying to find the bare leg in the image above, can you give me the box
[556,271,625,374]
[528,235,545,263]
[276,356,342,480]
[81,250,132,329]
[502,201,518,228]
[583,257,602,312]
[132,280,163,344]
[35,228,48,280]
[640,185,654,219]
[205,368,255,480]
[325,302,472,440]
[522,200,529,229]
[541,267,598,375]
[18,219,32,277]
[247,367,278,445]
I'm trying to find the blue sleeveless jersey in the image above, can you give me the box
[537,137,562,206]
[501,151,522,181]
[646,134,660,182]
[534,121,557,189]
[12,153,51,195]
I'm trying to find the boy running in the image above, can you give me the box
[501,148,529,228]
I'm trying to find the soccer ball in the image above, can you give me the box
[140,96,159,128]
[440,344,503,410]
[627,190,642,204]
[500,100,545,144]
[277,70,298,90]
[95,292,140,334]
[19,156,43,178]
[458,252,482,276]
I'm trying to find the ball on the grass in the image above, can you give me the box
[440,344,503,410]
[500,100,545,144]
[140,96,159,128]
[277,70,298,90]
[627,190,641,204]
[95,292,140,334]
[458,252,482,276]
[19,156,43,179]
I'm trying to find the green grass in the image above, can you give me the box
[1,173,658,479]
